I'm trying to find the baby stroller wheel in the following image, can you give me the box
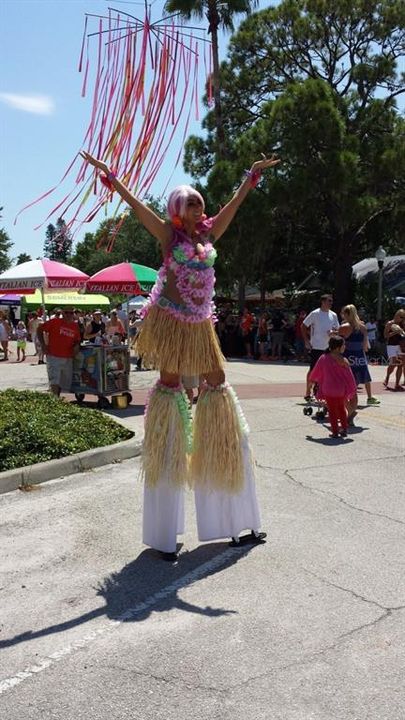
[315,409,327,420]
[303,406,313,416]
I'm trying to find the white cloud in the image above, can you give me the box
[0,93,55,115]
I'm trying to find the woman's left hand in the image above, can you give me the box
[250,153,280,174]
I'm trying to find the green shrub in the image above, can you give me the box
[0,390,133,471]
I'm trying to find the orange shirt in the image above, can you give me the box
[41,318,81,358]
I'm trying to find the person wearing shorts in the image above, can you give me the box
[302,294,339,399]
[0,311,10,361]
[383,310,405,391]
[16,321,28,362]
[37,307,81,396]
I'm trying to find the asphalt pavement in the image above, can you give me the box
[0,343,404,719]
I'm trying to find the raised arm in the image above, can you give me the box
[80,151,170,248]
[211,154,280,241]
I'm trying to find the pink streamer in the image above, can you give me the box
[15,8,212,243]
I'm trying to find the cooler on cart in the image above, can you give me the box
[71,344,132,408]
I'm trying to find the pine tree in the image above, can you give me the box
[44,223,57,259]
[43,218,73,262]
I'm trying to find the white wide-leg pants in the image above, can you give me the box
[143,480,185,554]
[194,437,261,541]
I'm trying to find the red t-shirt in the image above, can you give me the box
[41,318,81,358]
[294,317,305,338]
[241,313,254,333]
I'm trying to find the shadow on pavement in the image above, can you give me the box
[106,404,145,419]
[305,435,354,445]
[0,542,261,649]
[68,398,145,417]
[96,541,252,621]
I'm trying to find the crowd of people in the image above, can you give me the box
[215,306,310,362]
[0,305,146,398]
[1,301,404,385]
[214,303,404,369]
[0,305,142,357]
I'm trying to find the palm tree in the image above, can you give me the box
[164,0,258,159]
[16,253,32,265]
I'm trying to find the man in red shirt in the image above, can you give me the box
[37,307,81,396]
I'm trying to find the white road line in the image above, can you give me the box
[0,546,242,696]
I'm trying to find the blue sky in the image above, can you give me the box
[1,0,269,261]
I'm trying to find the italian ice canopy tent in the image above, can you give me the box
[0,259,89,294]
[21,290,110,309]
[86,262,157,293]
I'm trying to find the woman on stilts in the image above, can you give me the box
[81,150,279,560]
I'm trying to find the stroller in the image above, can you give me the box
[303,385,328,421]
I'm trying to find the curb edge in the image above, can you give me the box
[0,437,142,495]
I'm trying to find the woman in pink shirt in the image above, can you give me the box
[309,336,357,439]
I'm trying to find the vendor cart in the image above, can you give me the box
[71,344,132,408]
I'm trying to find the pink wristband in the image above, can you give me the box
[244,169,262,187]
[100,171,116,191]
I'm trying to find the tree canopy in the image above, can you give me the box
[16,253,32,265]
[70,201,163,276]
[43,218,73,263]
[182,0,405,307]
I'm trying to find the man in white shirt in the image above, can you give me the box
[302,294,339,399]
[365,318,377,349]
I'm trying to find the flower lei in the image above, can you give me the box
[141,228,218,324]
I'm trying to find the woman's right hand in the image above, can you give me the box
[80,150,109,175]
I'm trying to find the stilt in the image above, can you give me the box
[142,381,191,554]
[192,383,264,543]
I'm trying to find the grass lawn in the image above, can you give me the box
[0,389,133,471]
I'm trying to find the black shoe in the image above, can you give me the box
[230,531,267,547]
[160,551,178,562]
[340,430,347,438]
[330,432,340,439]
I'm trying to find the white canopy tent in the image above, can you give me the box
[122,295,148,312]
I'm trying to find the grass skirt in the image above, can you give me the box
[135,304,225,376]
[191,383,250,494]
[142,382,192,489]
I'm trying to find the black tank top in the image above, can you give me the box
[89,320,105,342]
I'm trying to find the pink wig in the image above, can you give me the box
[167,185,205,220]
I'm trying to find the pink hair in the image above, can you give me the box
[167,185,205,220]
